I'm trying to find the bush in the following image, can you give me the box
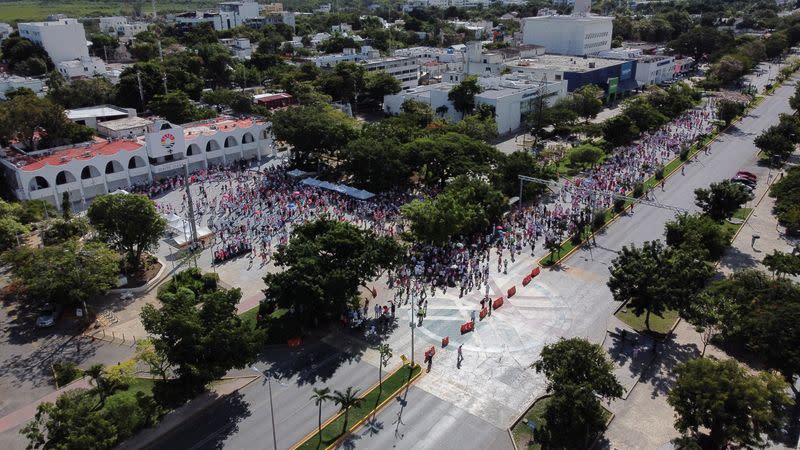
[613,198,626,212]
[201,272,219,291]
[655,167,664,180]
[679,148,690,161]
[632,183,645,198]
[53,361,82,387]
[570,232,583,246]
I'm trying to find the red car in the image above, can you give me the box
[736,171,757,181]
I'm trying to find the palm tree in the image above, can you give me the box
[310,387,332,441]
[376,344,392,395]
[333,387,363,434]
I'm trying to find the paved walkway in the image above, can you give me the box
[0,377,92,435]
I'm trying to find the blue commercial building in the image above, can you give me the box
[505,54,638,98]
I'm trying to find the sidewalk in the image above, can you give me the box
[0,377,92,434]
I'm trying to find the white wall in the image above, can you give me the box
[522,16,612,56]
[18,19,90,63]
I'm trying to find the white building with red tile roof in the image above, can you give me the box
[0,115,274,209]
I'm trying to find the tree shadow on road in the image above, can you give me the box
[605,328,656,383]
[182,391,252,450]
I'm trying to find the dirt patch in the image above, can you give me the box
[121,255,162,288]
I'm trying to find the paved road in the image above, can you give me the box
[335,385,511,450]
[149,338,379,450]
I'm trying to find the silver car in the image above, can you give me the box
[36,303,62,328]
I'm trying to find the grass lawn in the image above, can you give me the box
[296,364,422,450]
[615,306,678,336]
[511,396,612,450]
[0,0,215,22]
[239,306,288,330]
[721,208,753,238]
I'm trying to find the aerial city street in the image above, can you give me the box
[1,0,800,449]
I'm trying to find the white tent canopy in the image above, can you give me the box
[162,213,213,247]
[300,178,375,200]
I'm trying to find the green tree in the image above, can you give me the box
[531,338,623,448]
[680,292,731,356]
[402,132,501,188]
[755,125,795,161]
[790,83,800,115]
[41,217,91,246]
[532,338,624,399]
[0,95,89,150]
[376,344,392,395]
[341,136,411,192]
[607,241,713,331]
[141,286,262,390]
[449,114,498,142]
[402,177,508,245]
[363,70,401,103]
[310,387,332,441]
[623,96,668,133]
[603,114,640,148]
[716,99,745,126]
[448,76,482,116]
[263,219,404,325]
[115,62,165,109]
[271,104,358,170]
[694,180,753,221]
[490,150,557,199]
[0,202,29,251]
[762,249,800,278]
[148,91,215,124]
[568,144,604,170]
[48,78,116,109]
[571,84,604,122]
[769,166,800,233]
[0,33,53,75]
[664,213,734,261]
[668,358,790,449]
[316,61,365,104]
[20,389,118,450]
[87,193,166,272]
[714,55,746,85]
[333,387,363,434]
[3,240,119,307]
[399,99,434,128]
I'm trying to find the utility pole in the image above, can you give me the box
[183,165,198,244]
[151,0,157,19]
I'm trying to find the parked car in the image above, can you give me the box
[35,303,62,328]
[732,175,757,188]
[731,178,755,192]
[736,170,757,181]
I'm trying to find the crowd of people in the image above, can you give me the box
[151,98,718,332]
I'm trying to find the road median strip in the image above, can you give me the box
[291,363,422,450]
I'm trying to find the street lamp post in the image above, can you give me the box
[251,366,278,450]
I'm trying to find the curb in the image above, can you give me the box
[109,257,167,295]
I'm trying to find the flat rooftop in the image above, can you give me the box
[506,54,624,72]
[183,117,265,140]
[523,14,612,22]
[4,138,143,172]
[98,116,153,131]
[67,106,129,121]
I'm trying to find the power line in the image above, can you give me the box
[517,175,688,213]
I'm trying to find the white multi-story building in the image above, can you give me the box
[220,37,252,60]
[0,23,13,41]
[0,74,44,99]
[521,14,613,56]
[175,1,261,31]
[98,16,148,39]
[0,116,274,209]
[57,57,107,79]
[383,74,567,134]
[463,41,546,76]
[310,46,379,67]
[18,18,90,63]
[597,49,675,86]
[364,56,419,90]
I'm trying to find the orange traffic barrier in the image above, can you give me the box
[442,336,449,347]
[522,275,532,286]
[531,267,541,277]
[460,322,474,334]
[479,307,488,320]
[507,286,517,298]
[493,297,504,309]
[287,337,302,348]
